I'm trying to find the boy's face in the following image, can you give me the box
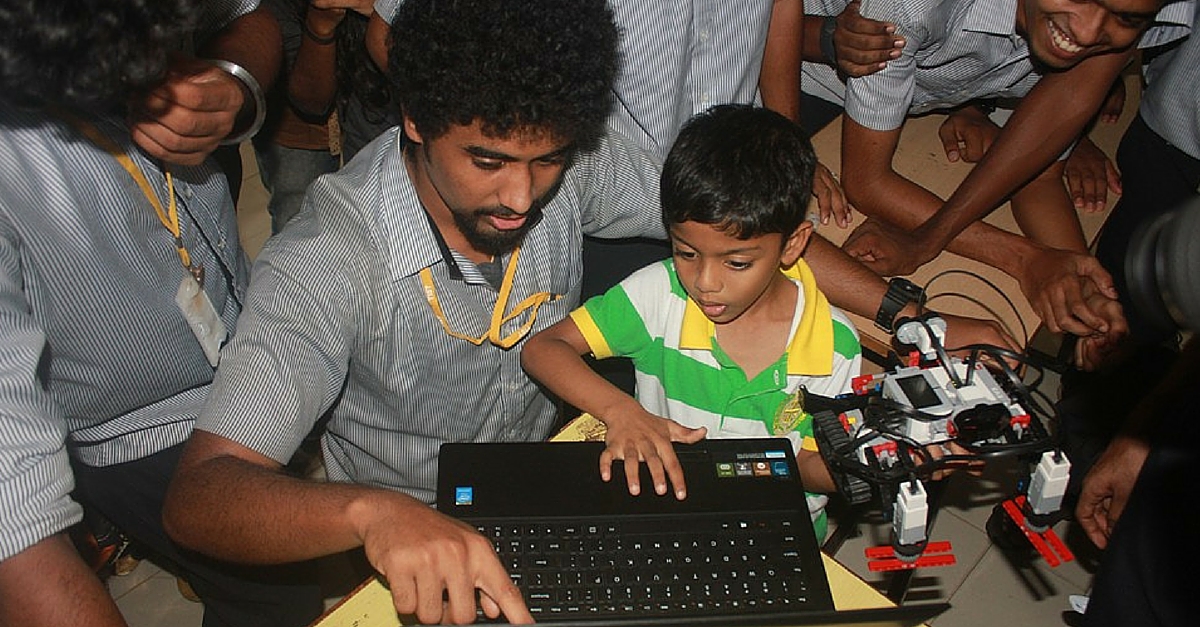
[404,117,573,257]
[669,220,811,325]
[1016,0,1164,70]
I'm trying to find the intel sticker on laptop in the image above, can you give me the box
[455,486,474,506]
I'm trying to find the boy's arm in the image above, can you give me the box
[797,451,836,493]
[521,318,704,499]
[842,49,1129,284]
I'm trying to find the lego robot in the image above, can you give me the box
[809,314,1074,571]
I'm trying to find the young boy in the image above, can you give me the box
[522,105,862,539]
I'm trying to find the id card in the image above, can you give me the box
[176,275,227,366]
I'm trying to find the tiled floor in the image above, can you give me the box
[108,107,1123,623]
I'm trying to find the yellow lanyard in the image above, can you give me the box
[65,115,193,272]
[418,247,559,349]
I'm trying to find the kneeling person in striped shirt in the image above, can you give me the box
[522,104,861,540]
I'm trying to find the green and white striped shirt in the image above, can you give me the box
[571,258,861,538]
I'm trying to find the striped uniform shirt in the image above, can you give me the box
[801,0,1194,131]
[376,0,778,161]
[0,68,251,559]
[197,127,665,505]
[570,258,861,538]
[1142,1,1200,160]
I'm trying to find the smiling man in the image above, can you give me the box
[800,0,1191,360]
[163,0,664,623]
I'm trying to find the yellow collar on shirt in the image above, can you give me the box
[679,258,834,376]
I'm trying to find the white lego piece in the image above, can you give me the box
[895,317,947,360]
[893,480,929,546]
[1028,451,1072,515]
[903,418,938,443]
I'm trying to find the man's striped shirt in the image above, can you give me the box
[801,0,1194,131]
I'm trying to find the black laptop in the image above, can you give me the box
[436,438,948,626]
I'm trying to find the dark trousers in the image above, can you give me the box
[1095,114,1200,342]
[1082,381,1200,627]
[72,444,324,627]
[799,93,845,139]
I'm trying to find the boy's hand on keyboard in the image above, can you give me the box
[599,407,706,500]
[359,496,533,624]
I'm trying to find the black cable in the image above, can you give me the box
[911,315,965,387]
[922,268,1029,347]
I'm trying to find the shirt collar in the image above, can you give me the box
[374,130,446,281]
[962,0,1021,37]
[1138,0,1195,49]
[375,132,503,287]
[678,258,835,376]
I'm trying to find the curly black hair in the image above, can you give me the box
[0,0,198,111]
[388,0,619,149]
[662,104,817,239]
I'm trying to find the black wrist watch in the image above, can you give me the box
[820,15,839,66]
[874,278,926,333]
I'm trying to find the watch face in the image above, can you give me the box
[892,279,927,306]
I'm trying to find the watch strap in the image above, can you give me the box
[874,278,926,333]
[820,16,839,66]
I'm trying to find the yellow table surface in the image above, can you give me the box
[312,416,927,626]
[313,417,918,626]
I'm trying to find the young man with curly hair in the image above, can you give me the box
[0,1,326,626]
[164,0,662,623]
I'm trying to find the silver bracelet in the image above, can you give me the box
[206,59,267,145]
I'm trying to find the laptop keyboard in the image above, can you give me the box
[474,513,815,621]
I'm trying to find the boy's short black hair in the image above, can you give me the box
[388,0,620,150]
[661,104,817,239]
[0,0,198,112]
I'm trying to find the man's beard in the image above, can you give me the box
[451,205,546,256]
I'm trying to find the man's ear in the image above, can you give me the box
[402,116,423,145]
[781,221,814,267]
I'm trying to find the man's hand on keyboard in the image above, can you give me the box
[598,404,706,500]
[358,496,533,624]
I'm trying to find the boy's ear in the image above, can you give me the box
[781,221,814,267]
